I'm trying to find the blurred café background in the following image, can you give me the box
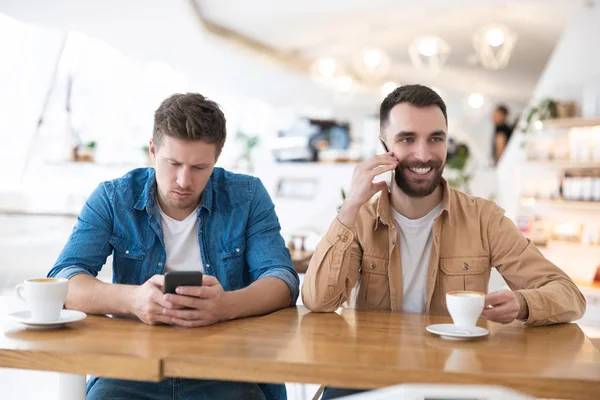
[0,0,599,398]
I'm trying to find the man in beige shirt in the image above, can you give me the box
[302,84,586,398]
[302,85,585,325]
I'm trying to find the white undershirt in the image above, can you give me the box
[158,205,204,273]
[392,203,442,313]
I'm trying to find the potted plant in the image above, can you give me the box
[520,98,558,135]
[445,139,473,194]
[78,140,97,162]
[235,131,260,173]
[337,187,347,213]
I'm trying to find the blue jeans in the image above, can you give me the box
[87,377,268,400]
[321,387,367,399]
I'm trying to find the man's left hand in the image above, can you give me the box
[162,275,230,327]
[481,290,521,324]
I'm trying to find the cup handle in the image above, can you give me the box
[14,284,26,302]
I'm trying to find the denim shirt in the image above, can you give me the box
[48,167,298,400]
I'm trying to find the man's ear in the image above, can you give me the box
[149,139,157,162]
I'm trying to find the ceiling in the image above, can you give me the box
[197,0,577,101]
[0,0,578,108]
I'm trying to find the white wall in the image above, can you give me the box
[530,2,600,106]
[497,1,600,216]
[0,14,64,190]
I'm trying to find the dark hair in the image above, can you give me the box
[495,104,509,116]
[379,84,447,129]
[153,93,226,156]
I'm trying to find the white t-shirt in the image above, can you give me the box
[158,206,204,273]
[392,203,442,313]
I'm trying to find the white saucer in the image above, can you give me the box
[426,323,489,340]
[8,310,87,330]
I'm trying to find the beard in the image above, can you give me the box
[393,159,444,198]
[162,188,200,211]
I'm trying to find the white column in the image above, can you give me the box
[58,373,86,400]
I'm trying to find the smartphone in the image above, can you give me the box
[163,271,203,294]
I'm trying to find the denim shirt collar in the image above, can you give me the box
[199,177,213,216]
[134,168,213,217]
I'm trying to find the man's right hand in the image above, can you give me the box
[338,152,398,227]
[129,275,178,325]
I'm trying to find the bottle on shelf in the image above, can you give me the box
[561,169,600,202]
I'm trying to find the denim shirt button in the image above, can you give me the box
[205,264,210,269]
[125,250,129,255]
[158,262,163,267]
[236,248,240,253]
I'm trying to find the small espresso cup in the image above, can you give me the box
[14,278,68,322]
[446,291,485,328]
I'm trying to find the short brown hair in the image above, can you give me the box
[380,84,447,129]
[153,93,226,156]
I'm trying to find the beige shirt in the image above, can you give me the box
[301,180,586,326]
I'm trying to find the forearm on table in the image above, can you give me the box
[65,274,136,316]
[517,280,586,325]
[222,277,291,320]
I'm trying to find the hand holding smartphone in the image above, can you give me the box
[163,271,203,295]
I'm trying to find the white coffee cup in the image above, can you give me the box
[446,291,485,328]
[14,278,68,322]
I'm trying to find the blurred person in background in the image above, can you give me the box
[492,104,513,165]
[48,93,299,400]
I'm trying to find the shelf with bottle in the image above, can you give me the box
[517,212,600,247]
[522,160,600,168]
[521,169,600,203]
[578,280,600,291]
[521,197,600,211]
[534,241,600,297]
[538,117,600,129]
[524,117,600,164]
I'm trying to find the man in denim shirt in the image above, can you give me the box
[48,93,299,400]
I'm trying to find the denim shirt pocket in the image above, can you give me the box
[109,234,147,284]
[218,238,246,289]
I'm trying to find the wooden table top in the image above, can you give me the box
[0,314,163,381]
[1,306,599,399]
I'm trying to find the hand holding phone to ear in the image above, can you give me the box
[338,151,398,228]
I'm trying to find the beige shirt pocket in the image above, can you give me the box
[439,256,490,308]
[357,255,390,309]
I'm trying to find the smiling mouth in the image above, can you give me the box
[408,167,432,175]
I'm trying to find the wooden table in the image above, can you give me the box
[1,307,600,400]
